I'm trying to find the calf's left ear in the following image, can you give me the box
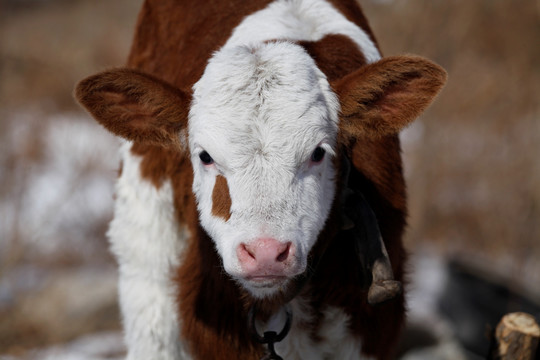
[333,55,447,139]
[75,68,190,148]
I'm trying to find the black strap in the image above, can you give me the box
[340,156,402,305]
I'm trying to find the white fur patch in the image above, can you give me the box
[225,0,381,63]
[108,142,190,360]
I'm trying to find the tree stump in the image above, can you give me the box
[492,312,540,360]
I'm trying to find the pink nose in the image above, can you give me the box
[237,238,293,278]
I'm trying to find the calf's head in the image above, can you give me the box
[76,42,446,298]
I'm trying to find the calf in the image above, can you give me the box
[76,0,446,359]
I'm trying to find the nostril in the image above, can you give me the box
[276,242,291,262]
[240,243,256,260]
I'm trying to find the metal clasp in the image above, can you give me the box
[248,305,293,360]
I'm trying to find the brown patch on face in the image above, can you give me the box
[117,159,123,178]
[298,34,367,82]
[212,175,232,221]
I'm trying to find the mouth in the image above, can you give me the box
[246,275,288,287]
[239,275,292,297]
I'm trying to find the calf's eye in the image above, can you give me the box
[311,146,326,163]
[199,150,214,165]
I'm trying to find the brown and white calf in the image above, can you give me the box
[76,0,446,359]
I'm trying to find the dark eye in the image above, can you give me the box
[199,150,214,165]
[311,146,326,163]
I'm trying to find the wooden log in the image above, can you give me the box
[492,312,540,360]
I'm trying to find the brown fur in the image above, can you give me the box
[212,175,232,221]
[334,56,447,142]
[298,34,368,82]
[334,136,407,358]
[74,0,447,358]
[127,0,273,89]
[75,68,190,148]
[177,225,264,359]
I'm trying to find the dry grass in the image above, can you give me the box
[0,0,142,110]
[0,0,539,354]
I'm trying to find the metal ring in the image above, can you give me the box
[249,304,293,344]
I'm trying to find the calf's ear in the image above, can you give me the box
[333,55,447,139]
[75,68,190,148]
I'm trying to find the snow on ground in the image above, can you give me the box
[0,110,119,261]
[0,110,123,356]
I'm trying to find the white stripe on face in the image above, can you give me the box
[189,42,339,297]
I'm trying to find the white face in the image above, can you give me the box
[188,42,340,297]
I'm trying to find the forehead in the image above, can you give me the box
[189,42,339,153]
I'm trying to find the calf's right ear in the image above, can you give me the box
[75,68,190,148]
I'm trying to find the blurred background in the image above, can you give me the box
[0,0,538,359]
